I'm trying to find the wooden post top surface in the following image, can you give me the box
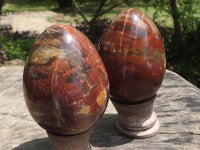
[0,66,200,150]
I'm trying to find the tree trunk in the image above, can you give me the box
[0,0,4,15]
[58,0,73,9]
[170,0,182,40]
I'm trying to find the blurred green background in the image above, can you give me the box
[0,0,200,87]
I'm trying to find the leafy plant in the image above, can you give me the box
[73,0,125,44]
[152,0,200,87]
[76,17,111,46]
[0,31,36,64]
[0,43,9,63]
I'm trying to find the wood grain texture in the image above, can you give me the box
[0,67,200,150]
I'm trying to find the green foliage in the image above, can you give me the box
[3,0,56,11]
[1,0,200,87]
[0,36,34,63]
[177,0,199,35]
[57,0,72,9]
[0,0,5,14]
[151,0,200,87]
[151,0,199,34]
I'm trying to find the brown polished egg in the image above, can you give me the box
[99,8,166,103]
[23,24,109,135]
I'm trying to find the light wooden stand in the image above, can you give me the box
[47,128,93,150]
[111,95,160,138]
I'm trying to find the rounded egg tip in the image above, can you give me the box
[99,8,166,103]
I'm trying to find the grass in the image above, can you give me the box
[2,0,199,21]
[1,0,186,29]
[71,1,173,28]
[2,0,170,22]
[3,0,57,12]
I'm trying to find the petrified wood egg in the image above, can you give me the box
[23,23,109,135]
[99,8,166,103]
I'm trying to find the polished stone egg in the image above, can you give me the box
[99,8,166,103]
[23,23,109,135]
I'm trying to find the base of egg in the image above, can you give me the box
[111,94,160,138]
[47,127,93,150]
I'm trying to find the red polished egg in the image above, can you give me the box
[23,24,109,135]
[99,8,166,103]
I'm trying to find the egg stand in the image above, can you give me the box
[111,94,160,138]
[47,127,93,150]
